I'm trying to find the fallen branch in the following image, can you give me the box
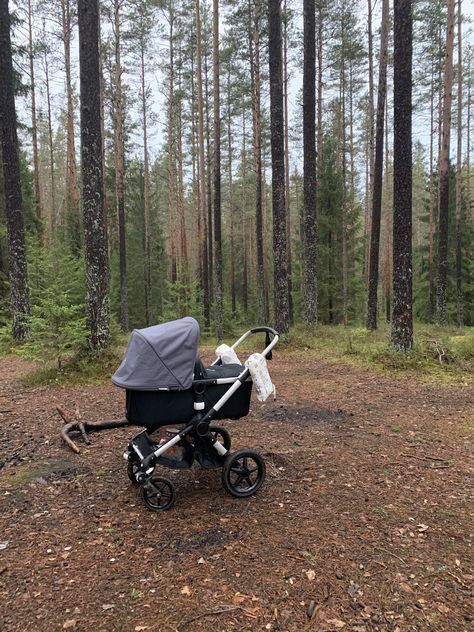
[57,406,130,453]
[177,605,255,630]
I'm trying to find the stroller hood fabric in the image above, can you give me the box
[112,317,200,391]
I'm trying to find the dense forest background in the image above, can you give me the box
[0,0,473,358]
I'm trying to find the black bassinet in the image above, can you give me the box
[112,317,252,430]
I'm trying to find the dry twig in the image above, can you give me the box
[57,406,130,453]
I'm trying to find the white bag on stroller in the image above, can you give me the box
[245,353,275,402]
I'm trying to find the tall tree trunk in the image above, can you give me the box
[113,0,128,331]
[249,0,267,324]
[316,3,323,169]
[455,0,463,327]
[227,67,236,314]
[242,108,249,315]
[365,0,375,279]
[467,53,472,224]
[283,0,293,323]
[195,0,210,326]
[204,41,213,311]
[436,0,455,324]
[140,31,151,325]
[61,0,80,241]
[268,0,289,333]
[43,43,56,240]
[78,0,109,349]
[27,0,42,224]
[366,0,389,331]
[428,64,436,318]
[166,5,177,283]
[384,102,391,323]
[0,0,30,340]
[391,0,413,351]
[213,0,223,340]
[302,0,317,325]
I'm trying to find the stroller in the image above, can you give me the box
[112,317,279,511]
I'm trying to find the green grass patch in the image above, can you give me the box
[21,345,126,387]
[283,323,474,384]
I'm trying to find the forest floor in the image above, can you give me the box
[0,351,472,632]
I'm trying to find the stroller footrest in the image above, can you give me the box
[130,431,156,460]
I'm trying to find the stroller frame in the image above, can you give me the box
[123,326,279,511]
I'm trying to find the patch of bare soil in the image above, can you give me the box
[0,353,472,632]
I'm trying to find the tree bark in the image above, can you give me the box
[213,0,223,340]
[302,0,317,325]
[436,0,455,324]
[61,0,80,241]
[139,24,151,326]
[27,0,42,225]
[391,0,413,351]
[366,0,389,331]
[455,0,463,327]
[249,0,267,324]
[283,0,292,323]
[268,0,289,333]
[366,0,375,279]
[113,0,128,331]
[195,0,210,326]
[0,0,30,340]
[78,0,109,349]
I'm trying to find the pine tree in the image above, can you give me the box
[78,0,110,349]
[0,0,30,340]
[268,0,289,333]
[302,0,317,325]
[391,0,413,351]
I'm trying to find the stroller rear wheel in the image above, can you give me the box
[222,449,266,498]
[141,476,176,511]
[209,425,231,451]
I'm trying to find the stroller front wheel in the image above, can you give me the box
[222,449,266,498]
[141,476,176,511]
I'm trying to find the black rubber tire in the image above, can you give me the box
[140,476,176,511]
[127,456,141,486]
[222,449,266,498]
[209,425,231,451]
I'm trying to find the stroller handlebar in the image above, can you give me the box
[229,326,279,360]
[249,326,279,337]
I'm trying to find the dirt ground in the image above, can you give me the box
[0,351,472,632]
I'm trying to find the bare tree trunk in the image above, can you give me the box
[283,0,293,323]
[316,3,323,169]
[391,0,413,351]
[242,109,248,315]
[0,0,30,340]
[249,0,267,324]
[227,67,236,314]
[43,43,56,239]
[455,0,463,327]
[467,53,472,224]
[140,34,151,326]
[436,0,455,324]
[428,64,436,318]
[213,0,223,340]
[366,0,375,279]
[384,104,391,323]
[204,40,213,309]
[113,0,128,330]
[78,0,109,349]
[27,0,42,224]
[61,0,80,241]
[366,0,389,331]
[166,6,178,283]
[195,0,210,326]
[303,0,317,325]
[176,40,187,275]
[268,0,289,333]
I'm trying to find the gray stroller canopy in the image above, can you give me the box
[112,317,200,391]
